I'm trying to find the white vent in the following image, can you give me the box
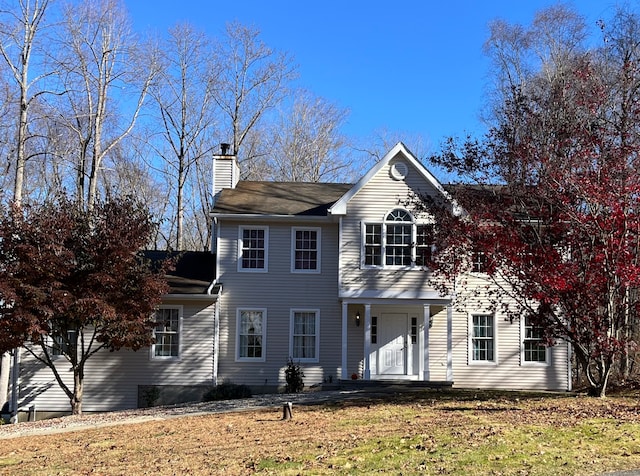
[390,161,408,180]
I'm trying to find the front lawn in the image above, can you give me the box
[1,390,639,475]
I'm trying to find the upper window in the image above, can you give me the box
[237,309,266,361]
[364,224,382,266]
[385,209,412,266]
[471,314,495,362]
[363,209,433,268]
[239,226,268,272]
[472,250,488,273]
[290,309,319,362]
[152,306,182,359]
[292,227,321,273]
[523,316,547,364]
[416,224,435,266]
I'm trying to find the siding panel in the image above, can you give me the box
[337,155,570,391]
[18,300,216,413]
[217,220,343,389]
[340,158,441,295]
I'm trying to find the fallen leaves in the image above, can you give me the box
[1,391,640,475]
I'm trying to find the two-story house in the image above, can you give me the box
[210,142,571,392]
[8,142,571,421]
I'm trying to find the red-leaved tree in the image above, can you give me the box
[0,196,169,414]
[424,6,640,397]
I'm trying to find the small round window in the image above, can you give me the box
[390,161,408,180]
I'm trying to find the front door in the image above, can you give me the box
[377,313,407,375]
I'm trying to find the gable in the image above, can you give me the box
[329,142,452,217]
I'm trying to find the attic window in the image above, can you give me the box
[390,161,408,180]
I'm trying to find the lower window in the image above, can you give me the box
[238,309,266,361]
[290,310,319,362]
[471,314,495,362]
[523,316,547,363]
[153,307,182,359]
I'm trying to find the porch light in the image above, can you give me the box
[355,311,361,327]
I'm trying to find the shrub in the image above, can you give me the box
[285,358,305,393]
[203,381,252,401]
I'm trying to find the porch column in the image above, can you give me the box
[363,304,371,380]
[446,303,453,382]
[341,302,348,380]
[422,304,430,381]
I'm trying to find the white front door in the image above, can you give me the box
[377,313,407,375]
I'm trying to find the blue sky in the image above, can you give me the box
[128,0,619,153]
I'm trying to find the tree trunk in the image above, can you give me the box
[70,367,84,415]
[176,159,185,250]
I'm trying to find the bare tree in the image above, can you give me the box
[353,128,432,178]
[264,90,351,182]
[0,0,53,206]
[483,4,588,128]
[149,23,217,250]
[212,21,297,170]
[0,0,54,418]
[54,0,158,210]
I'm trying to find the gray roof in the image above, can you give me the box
[211,181,353,216]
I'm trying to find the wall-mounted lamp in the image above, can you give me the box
[355,311,361,327]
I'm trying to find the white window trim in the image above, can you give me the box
[238,226,269,273]
[151,305,183,361]
[289,308,320,363]
[236,308,267,362]
[291,227,321,274]
[361,212,433,270]
[361,221,382,268]
[521,316,550,366]
[468,312,498,365]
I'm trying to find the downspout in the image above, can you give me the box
[212,217,221,387]
[211,281,221,387]
[10,348,20,423]
[207,278,222,386]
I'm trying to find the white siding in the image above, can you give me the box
[18,299,216,413]
[337,153,570,391]
[340,155,441,294]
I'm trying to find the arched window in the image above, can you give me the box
[384,209,413,266]
[362,208,434,268]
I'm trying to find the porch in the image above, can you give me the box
[340,297,453,383]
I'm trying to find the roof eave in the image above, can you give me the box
[210,213,336,222]
[163,293,218,301]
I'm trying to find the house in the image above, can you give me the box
[8,142,571,420]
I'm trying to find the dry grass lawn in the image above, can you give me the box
[1,390,640,475]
